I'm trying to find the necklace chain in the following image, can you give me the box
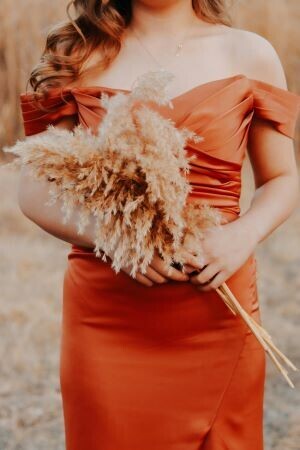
[131,24,192,71]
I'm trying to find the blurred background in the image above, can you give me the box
[0,0,299,448]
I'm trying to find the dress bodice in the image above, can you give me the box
[19,74,300,219]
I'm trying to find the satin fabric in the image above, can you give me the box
[20,74,300,450]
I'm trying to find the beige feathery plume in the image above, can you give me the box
[3,70,201,276]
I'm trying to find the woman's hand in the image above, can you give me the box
[188,219,258,291]
[121,249,203,287]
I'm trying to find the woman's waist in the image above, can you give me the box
[70,206,241,256]
[64,247,258,343]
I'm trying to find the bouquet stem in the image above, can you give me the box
[216,283,298,388]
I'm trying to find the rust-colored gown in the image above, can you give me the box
[20,74,300,450]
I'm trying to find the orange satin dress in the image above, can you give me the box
[20,74,300,450]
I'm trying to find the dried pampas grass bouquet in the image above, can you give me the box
[4,69,201,276]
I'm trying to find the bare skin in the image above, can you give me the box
[18,0,299,288]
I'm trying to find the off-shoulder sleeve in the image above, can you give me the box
[20,86,107,136]
[250,79,300,138]
[20,88,79,136]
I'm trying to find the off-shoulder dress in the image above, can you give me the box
[20,74,300,450]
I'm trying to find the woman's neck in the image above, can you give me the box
[129,1,204,37]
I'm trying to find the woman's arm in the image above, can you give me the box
[236,35,299,245]
[189,34,299,291]
[18,117,97,249]
[237,118,299,244]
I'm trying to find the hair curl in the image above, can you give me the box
[28,0,232,96]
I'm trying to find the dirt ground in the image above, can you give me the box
[0,157,299,449]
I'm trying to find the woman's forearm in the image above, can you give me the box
[18,163,299,253]
[18,164,96,249]
[236,172,299,246]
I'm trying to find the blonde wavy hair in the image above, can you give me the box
[28,0,232,95]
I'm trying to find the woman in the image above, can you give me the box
[17,1,300,449]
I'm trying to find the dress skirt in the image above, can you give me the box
[59,244,265,450]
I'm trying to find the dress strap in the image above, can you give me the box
[19,86,106,137]
[250,79,300,138]
[20,88,78,136]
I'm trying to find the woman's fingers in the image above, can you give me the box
[123,262,168,287]
[147,249,207,282]
[182,264,198,274]
[121,264,155,287]
[189,262,219,286]
[198,271,226,291]
[135,272,154,287]
[122,248,209,286]
[109,249,187,286]
[146,265,168,284]
[151,256,189,281]
[182,252,206,270]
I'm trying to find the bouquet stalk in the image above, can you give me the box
[181,201,297,388]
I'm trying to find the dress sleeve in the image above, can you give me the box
[20,88,78,137]
[250,79,300,138]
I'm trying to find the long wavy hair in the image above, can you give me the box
[28,0,232,95]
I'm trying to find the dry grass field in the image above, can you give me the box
[0,1,300,449]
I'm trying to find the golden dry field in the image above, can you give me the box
[0,1,300,449]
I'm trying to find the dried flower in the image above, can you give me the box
[4,69,201,276]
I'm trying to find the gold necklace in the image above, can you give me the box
[131,24,192,71]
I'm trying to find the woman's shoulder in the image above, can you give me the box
[228,27,287,88]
